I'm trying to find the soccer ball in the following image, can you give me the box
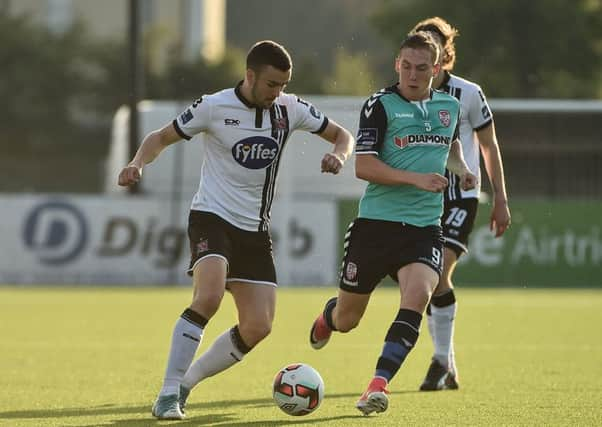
[272,363,324,416]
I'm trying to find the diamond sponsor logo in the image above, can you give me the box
[395,134,451,149]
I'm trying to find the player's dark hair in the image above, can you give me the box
[400,31,440,65]
[246,40,292,73]
[412,17,459,70]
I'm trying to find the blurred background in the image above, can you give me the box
[1,0,601,287]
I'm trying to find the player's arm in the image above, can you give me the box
[316,119,354,174]
[446,139,477,191]
[119,96,209,187]
[117,123,182,187]
[356,154,447,192]
[477,121,511,236]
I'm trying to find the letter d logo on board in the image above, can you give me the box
[23,200,88,265]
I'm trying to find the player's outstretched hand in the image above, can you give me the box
[415,173,448,193]
[321,152,345,174]
[460,172,478,191]
[118,165,142,186]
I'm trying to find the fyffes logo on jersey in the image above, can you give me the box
[394,134,451,149]
[232,136,279,169]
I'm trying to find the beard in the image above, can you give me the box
[251,84,274,109]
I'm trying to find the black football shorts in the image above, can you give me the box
[441,198,479,257]
[187,210,277,286]
[339,218,444,294]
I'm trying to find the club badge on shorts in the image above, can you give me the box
[342,261,358,286]
[196,238,209,255]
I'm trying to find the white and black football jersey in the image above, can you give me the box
[439,72,493,200]
[173,81,328,232]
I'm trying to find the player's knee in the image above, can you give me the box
[419,284,434,302]
[335,312,361,333]
[239,319,272,345]
[191,292,222,318]
[435,278,452,295]
[405,283,434,313]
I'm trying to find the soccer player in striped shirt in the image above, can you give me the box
[411,17,511,391]
[119,40,353,419]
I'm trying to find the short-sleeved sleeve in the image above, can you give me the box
[468,87,493,131]
[289,96,329,134]
[356,96,387,155]
[172,96,211,140]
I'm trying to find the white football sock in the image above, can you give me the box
[431,302,457,369]
[182,328,246,389]
[449,340,458,376]
[159,316,204,395]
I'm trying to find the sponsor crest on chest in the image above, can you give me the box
[438,110,451,127]
[272,117,288,130]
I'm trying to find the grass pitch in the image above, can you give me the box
[1,286,601,426]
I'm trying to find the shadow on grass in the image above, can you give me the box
[0,390,418,425]
[95,414,360,426]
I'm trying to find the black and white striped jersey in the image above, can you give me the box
[439,72,493,200]
[173,81,328,231]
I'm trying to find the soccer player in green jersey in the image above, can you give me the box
[308,32,477,415]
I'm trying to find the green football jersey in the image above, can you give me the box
[355,84,461,226]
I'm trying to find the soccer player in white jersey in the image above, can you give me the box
[410,17,511,391]
[118,40,354,419]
